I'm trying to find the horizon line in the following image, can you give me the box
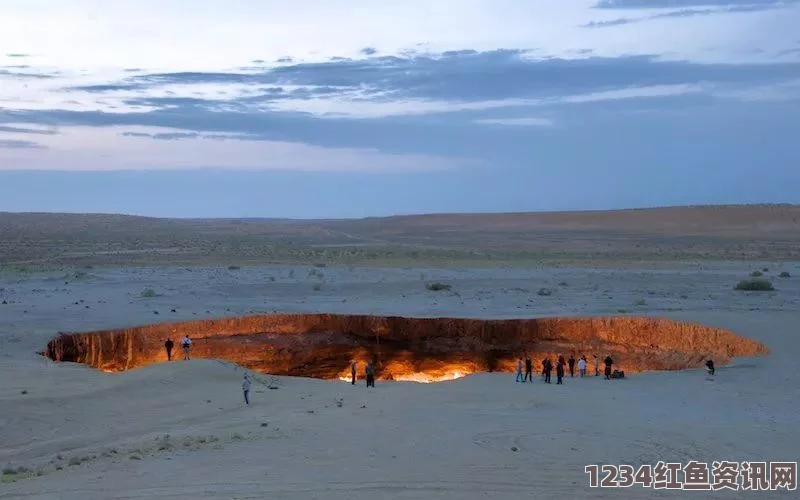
[1,203,798,222]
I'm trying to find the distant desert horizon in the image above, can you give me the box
[3,201,799,221]
[2,203,800,268]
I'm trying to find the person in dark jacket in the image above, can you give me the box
[541,358,548,379]
[604,355,614,380]
[164,338,174,361]
[543,358,552,384]
[568,354,576,377]
[351,360,357,385]
[524,355,533,383]
[365,361,375,388]
[556,358,565,384]
[705,359,715,376]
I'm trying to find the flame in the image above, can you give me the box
[337,371,466,383]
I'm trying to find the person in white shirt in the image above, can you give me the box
[181,335,192,360]
[242,374,251,405]
[578,356,587,377]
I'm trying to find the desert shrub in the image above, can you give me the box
[763,267,769,272]
[750,270,763,277]
[779,271,791,278]
[140,288,157,298]
[426,282,451,291]
[312,283,322,291]
[633,298,647,306]
[734,279,774,291]
[227,265,240,270]
[537,288,553,296]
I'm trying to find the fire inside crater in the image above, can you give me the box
[44,314,769,382]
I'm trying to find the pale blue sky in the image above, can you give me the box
[1,0,799,217]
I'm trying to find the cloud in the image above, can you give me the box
[0,123,58,135]
[0,139,45,149]
[474,117,554,126]
[0,68,56,79]
[593,0,799,9]
[1,50,798,165]
[120,130,260,141]
[34,51,800,121]
[584,18,638,27]
[584,2,796,28]
[0,125,473,172]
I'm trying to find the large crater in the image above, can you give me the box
[44,314,769,382]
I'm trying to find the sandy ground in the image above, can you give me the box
[1,263,799,499]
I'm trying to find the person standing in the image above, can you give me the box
[524,355,533,383]
[604,355,614,380]
[578,356,587,377]
[556,358,565,384]
[365,361,375,388]
[543,358,552,384]
[181,335,192,360]
[705,359,715,376]
[568,354,576,377]
[164,338,174,361]
[242,374,251,405]
[515,357,524,383]
[351,360,357,385]
[593,354,600,376]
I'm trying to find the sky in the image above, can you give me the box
[1,0,799,218]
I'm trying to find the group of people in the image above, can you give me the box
[160,336,718,406]
[516,353,617,384]
[163,335,193,361]
[351,360,376,387]
[163,334,254,405]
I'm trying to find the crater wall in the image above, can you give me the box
[44,314,769,381]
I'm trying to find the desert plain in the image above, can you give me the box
[1,205,800,499]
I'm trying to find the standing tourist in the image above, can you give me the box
[242,374,251,405]
[182,335,192,360]
[164,338,174,361]
[578,356,587,377]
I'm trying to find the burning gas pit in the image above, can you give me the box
[44,314,768,382]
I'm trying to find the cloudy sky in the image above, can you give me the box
[1,0,799,217]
